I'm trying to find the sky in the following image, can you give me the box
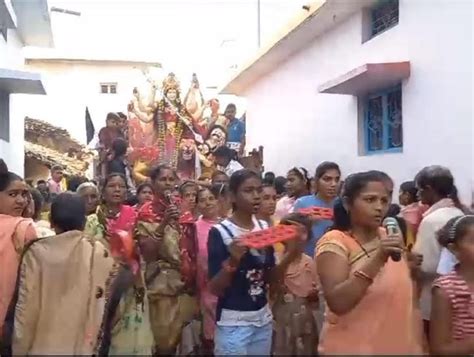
[37,0,310,89]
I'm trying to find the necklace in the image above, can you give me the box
[157,101,184,168]
[347,231,371,258]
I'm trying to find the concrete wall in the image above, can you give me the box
[21,61,146,143]
[0,29,26,175]
[244,0,473,204]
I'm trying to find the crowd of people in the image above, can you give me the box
[0,157,473,356]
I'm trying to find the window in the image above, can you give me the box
[0,91,10,141]
[100,83,118,94]
[363,85,402,154]
[371,0,399,37]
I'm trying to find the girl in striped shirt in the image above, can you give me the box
[431,215,474,355]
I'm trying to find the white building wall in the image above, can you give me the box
[0,29,24,68]
[245,0,473,204]
[0,29,27,175]
[21,62,145,143]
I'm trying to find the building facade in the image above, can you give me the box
[22,57,162,144]
[221,0,473,205]
[0,0,53,175]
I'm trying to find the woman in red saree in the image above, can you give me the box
[135,164,198,355]
[0,160,36,340]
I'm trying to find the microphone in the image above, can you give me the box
[164,191,173,205]
[382,217,401,262]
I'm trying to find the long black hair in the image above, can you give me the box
[0,159,22,192]
[332,171,388,231]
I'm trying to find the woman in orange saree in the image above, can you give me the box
[0,160,36,340]
[316,171,423,355]
[135,164,198,355]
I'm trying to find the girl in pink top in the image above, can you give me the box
[195,185,227,353]
[431,215,474,355]
[274,167,310,222]
[0,160,37,337]
[272,212,319,355]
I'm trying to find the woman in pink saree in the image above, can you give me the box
[195,185,227,353]
[0,160,37,338]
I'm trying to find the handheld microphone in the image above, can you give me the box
[382,217,401,262]
[164,191,173,205]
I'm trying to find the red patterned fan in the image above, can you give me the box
[110,229,139,274]
[298,206,333,220]
[239,225,300,249]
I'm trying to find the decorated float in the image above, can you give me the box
[98,72,262,184]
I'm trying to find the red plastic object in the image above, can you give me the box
[239,225,300,249]
[298,206,333,220]
[110,229,139,274]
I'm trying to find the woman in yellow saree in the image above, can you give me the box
[135,164,198,355]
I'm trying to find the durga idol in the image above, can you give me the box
[154,73,192,169]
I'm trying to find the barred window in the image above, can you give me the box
[100,83,118,94]
[371,0,399,37]
[364,85,402,154]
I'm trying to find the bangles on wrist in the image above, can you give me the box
[354,270,374,284]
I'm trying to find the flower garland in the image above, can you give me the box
[157,98,186,169]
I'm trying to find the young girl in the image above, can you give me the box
[274,167,310,221]
[135,183,154,209]
[430,215,474,355]
[208,169,297,355]
[272,213,319,356]
[294,161,341,257]
[0,160,36,337]
[257,184,277,226]
[316,171,423,354]
[195,185,226,352]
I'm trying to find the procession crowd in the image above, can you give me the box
[0,156,473,356]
